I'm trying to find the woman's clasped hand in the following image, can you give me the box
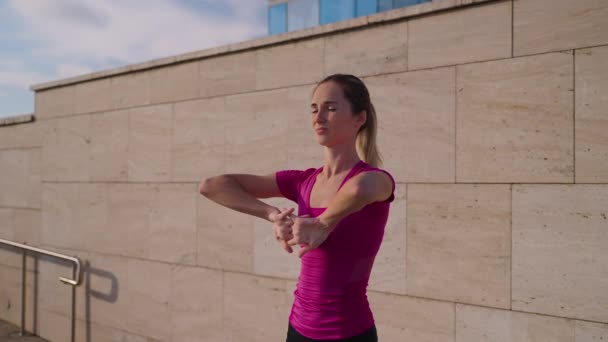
[269,208,331,258]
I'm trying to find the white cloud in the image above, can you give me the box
[7,0,267,69]
[0,69,49,88]
[56,63,95,79]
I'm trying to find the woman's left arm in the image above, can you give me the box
[319,171,393,231]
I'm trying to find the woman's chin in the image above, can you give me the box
[316,136,330,146]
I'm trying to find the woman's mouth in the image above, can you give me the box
[315,127,327,135]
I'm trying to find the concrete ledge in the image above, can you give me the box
[0,113,35,127]
[30,0,498,91]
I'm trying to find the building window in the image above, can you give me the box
[320,0,355,25]
[393,0,419,8]
[268,3,287,35]
[378,0,394,11]
[378,0,431,12]
[355,0,378,17]
[288,0,319,31]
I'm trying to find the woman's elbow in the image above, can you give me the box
[199,175,227,197]
[198,177,213,196]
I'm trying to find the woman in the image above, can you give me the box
[199,74,395,341]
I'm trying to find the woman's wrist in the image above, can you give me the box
[317,216,333,232]
[266,206,281,222]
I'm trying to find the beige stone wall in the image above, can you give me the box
[1,0,607,340]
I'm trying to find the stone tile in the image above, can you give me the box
[285,85,324,170]
[368,291,455,342]
[0,149,41,208]
[148,67,172,104]
[44,182,199,262]
[0,209,15,268]
[197,191,254,273]
[89,109,129,182]
[224,272,289,342]
[73,78,113,114]
[99,183,197,264]
[0,209,42,270]
[575,47,608,183]
[408,1,511,70]
[224,89,288,174]
[149,62,199,104]
[325,21,407,77]
[256,38,324,90]
[41,115,91,182]
[253,197,301,280]
[169,62,200,102]
[102,183,149,257]
[173,97,225,182]
[168,265,223,342]
[514,0,608,56]
[34,86,74,119]
[0,265,37,331]
[457,52,574,183]
[65,184,106,253]
[13,209,41,246]
[140,183,197,265]
[406,184,511,308]
[41,183,79,250]
[369,184,407,295]
[200,51,257,98]
[365,67,456,183]
[37,309,72,342]
[456,303,575,342]
[128,104,173,182]
[110,71,151,109]
[575,320,608,341]
[41,183,105,250]
[512,184,608,323]
[126,258,173,341]
[0,121,42,149]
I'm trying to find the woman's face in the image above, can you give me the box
[310,81,365,147]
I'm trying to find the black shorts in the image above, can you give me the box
[286,323,378,342]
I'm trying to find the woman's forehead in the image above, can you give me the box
[312,82,344,101]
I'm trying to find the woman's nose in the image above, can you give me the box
[313,109,327,123]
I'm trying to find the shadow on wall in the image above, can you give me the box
[83,260,119,342]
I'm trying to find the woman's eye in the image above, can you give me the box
[328,107,337,111]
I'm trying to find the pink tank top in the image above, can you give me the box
[275,160,395,340]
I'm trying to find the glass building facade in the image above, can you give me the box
[268,0,431,35]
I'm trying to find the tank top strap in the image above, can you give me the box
[336,160,366,192]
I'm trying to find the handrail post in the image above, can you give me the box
[71,265,76,342]
[20,248,26,336]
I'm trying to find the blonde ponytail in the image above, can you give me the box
[356,102,382,167]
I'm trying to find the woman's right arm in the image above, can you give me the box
[198,173,284,222]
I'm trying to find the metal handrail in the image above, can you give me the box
[0,238,82,342]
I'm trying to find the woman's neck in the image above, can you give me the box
[322,145,361,178]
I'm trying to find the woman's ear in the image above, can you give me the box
[356,110,367,130]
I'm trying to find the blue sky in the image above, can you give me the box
[0,0,268,118]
